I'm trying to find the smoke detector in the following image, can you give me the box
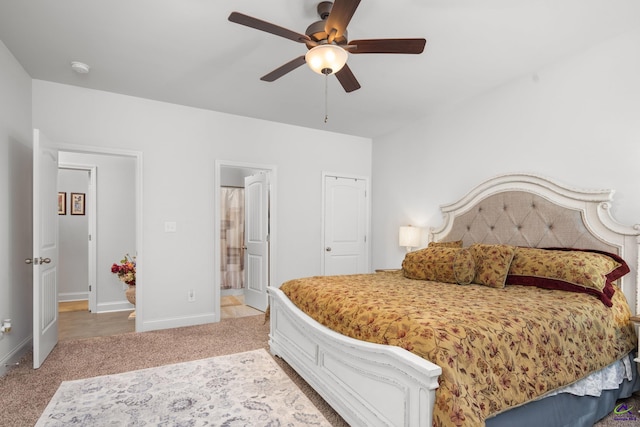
[71,61,90,74]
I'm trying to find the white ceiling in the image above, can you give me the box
[1,0,638,139]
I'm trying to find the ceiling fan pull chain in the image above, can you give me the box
[324,72,329,123]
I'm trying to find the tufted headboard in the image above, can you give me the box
[429,173,640,314]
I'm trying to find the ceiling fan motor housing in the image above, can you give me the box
[317,1,333,19]
[305,21,347,46]
[306,2,348,46]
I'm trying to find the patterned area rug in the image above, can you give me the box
[36,349,330,426]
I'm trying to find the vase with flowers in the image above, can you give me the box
[111,254,136,286]
[111,254,136,318]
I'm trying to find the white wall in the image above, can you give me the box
[220,167,253,187]
[32,81,372,331]
[372,28,640,269]
[0,40,33,375]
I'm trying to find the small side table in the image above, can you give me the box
[630,316,640,362]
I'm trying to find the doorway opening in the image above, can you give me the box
[55,149,141,340]
[215,161,277,321]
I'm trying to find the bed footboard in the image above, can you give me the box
[268,286,442,427]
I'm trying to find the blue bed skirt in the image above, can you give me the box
[487,353,640,427]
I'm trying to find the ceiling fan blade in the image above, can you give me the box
[229,12,311,44]
[335,64,361,93]
[348,38,426,54]
[324,0,361,42]
[260,56,307,82]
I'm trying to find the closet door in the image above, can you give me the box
[323,175,368,275]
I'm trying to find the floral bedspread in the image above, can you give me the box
[279,271,636,427]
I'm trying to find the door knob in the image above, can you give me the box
[325,247,332,252]
[25,257,51,265]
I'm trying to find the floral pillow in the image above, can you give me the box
[506,247,629,306]
[403,246,475,285]
[428,240,463,248]
[453,249,475,285]
[469,244,516,288]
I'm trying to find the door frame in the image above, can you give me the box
[57,163,97,312]
[214,160,277,321]
[52,142,143,331]
[321,171,372,274]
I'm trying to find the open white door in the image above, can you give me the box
[31,129,59,369]
[244,172,269,311]
[323,175,368,275]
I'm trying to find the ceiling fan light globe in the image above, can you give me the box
[305,44,348,75]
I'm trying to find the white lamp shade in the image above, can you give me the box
[305,44,348,75]
[399,226,421,249]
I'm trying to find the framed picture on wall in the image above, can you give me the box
[70,193,85,215]
[58,192,66,215]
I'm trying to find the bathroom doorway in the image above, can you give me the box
[215,161,277,320]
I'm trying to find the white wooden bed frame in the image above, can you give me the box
[268,173,640,427]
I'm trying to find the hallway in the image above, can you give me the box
[58,296,262,341]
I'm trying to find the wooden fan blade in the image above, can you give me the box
[229,12,311,44]
[324,0,361,42]
[260,56,307,82]
[335,64,361,93]
[348,38,426,54]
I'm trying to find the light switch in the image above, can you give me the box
[164,221,177,233]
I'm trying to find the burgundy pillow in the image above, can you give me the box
[506,247,629,306]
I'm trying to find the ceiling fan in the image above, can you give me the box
[228,0,426,93]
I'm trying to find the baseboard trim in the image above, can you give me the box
[141,313,218,332]
[0,336,32,377]
[96,301,134,313]
[58,291,89,302]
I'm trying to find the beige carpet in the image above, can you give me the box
[0,314,636,426]
[0,315,347,427]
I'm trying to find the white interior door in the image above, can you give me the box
[323,175,368,275]
[244,172,269,311]
[32,129,59,369]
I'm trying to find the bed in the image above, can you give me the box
[268,173,640,427]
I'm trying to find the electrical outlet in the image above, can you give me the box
[0,319,10,334]
[188,289,195,302]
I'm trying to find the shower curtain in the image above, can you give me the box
[220,187,245,290]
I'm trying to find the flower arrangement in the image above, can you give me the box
[111,254,136,286]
